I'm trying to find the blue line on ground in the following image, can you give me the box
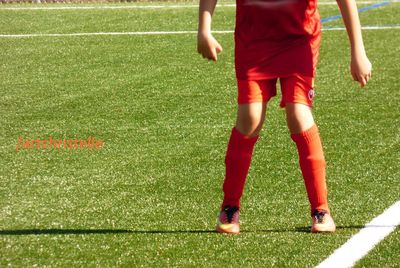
[321,1,391,23]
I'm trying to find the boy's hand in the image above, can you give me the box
[350,52,372,87]
[197,32,223,61]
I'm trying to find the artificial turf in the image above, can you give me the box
[0,1,399,266]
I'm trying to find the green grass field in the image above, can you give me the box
[1,1,399,267]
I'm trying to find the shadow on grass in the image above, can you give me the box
[253,225,365,233]
[0,229,215,235]
[0,225,365,236]
[336,225,366,230]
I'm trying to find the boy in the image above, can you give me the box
[197,0,372,234]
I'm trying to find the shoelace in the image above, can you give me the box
[313,210,326,223]
[224,206,239,223]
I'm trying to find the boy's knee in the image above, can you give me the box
[285,103,315,134]
[235,117,263,137]
[235,103,266,137]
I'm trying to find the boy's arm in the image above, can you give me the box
[336,0,372,87]
[198,0,223,61]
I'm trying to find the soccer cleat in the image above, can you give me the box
[216,206,240,234]
[311,210,336,233]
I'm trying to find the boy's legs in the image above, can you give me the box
[221,102,266,209]
[285,102,329,213]
[217,80,274,234]
[221,79,276,209]
[281,76,335,232]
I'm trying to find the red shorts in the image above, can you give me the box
[237,75,315,107]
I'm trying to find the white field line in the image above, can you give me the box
[324,25,400,30]
[0,4,203,10]
[316,201,400,268]
[0,26,399,38]
[0,31,199,38]
[0,1,397,10]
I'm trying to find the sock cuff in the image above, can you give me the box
[291,125,319,144]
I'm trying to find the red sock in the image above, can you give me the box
[291,125,330,214]
[222,127,258,209]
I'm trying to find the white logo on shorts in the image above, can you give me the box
[308,89,315,101]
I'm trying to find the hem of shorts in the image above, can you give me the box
[236,72,315,81]
[238,99,268,105]
[281,100,313,108]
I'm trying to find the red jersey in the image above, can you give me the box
[235,0,321,80]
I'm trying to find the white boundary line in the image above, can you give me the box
[316,201,400,268]
[324,25,400,30]
[0,1,397,10]
[0,31,199,38]
[0,4,203,10]
[0,26,399,38]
